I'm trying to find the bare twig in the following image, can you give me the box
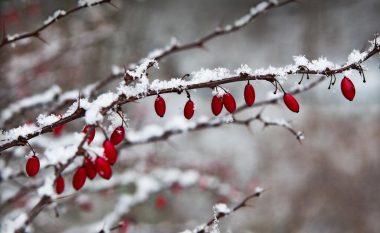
[0,0,112,48]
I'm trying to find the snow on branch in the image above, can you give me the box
[1,36,379,152]
[0,86,61,128]
[180,187,264,233]
[61,168,243,233]
[1,85,309,185]
[0,0,112,48]
[2,0,295,125]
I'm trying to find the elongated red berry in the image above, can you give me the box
[341,76,355,101]
[95,157,112,180]
[211,95,223,116]
[244,83,255,106]
[26,155,40,177]
[55,175,65,194]
[110,126,125,145]
[155,195,167,210]
[154,95,166,117]
[84,158,97,180]
[119,218,129,233]
[72,167,86,190]
[184,100,195,119]
[223,92,236,113]
[283,93,300,113]
[53,124,65,137]
[82,125,96,144]
[103,140,118,165]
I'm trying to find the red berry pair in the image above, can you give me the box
[211,92,236,116]
[72,156,113,191]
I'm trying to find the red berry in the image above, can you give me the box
[103,140,118,165]
[184,100,195,119]
[72,167,86,190]
[341,76,355,101]
[55,175,65,194]
[211,95,223,116]
[119,218,130,233]
[223,92,236,113]
[82,125,96,144]
[154,95,166,117]
[53,124,65,137]
[110,126,125,145]
[283,93,300,113]
[84,158,97,180]
[244,83,255,106]
[155,195,167,210]
[95,156,113,180]
[26,155,40,177]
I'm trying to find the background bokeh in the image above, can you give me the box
[1,0,379,232]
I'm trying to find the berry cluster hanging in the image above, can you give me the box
[23,72,361,194]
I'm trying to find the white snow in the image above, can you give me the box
[347,50,367,64]
[84,92,119,124]
[214,203,231,214]
[0,85,61,127]
[44,10,66,25]
[0,212,28,233]
[36,114,60,127]
[78,0,104,6]
[255,186,264,194]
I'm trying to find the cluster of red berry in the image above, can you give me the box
[24,76,356,194]
[155,75,357,118]
[154,81,301,118]
[25,124,125,194]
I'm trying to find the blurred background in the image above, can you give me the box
[1,0,380,232]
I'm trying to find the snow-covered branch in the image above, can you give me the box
[61,168,244,233]
[0,0,295,128]
[180,187,264,233]
[1,36,378,152]
[0,0,112,48]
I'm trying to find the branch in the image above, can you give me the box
[0,0,112,48]
[1,36,378,152]
[0,0,295,125]
[58,168,242,233]
[0,76,320,187]
[181,188,264,233]
[147,0,296,62]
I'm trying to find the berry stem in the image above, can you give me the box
[97,124,109,140]
[185,90,191,100]
[26,142,36,155]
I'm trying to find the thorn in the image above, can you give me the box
[198,43,209,52]
[107,1,119,9]
[77,90,81,109]
[181,74,190,80]
[35,33,48,45]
